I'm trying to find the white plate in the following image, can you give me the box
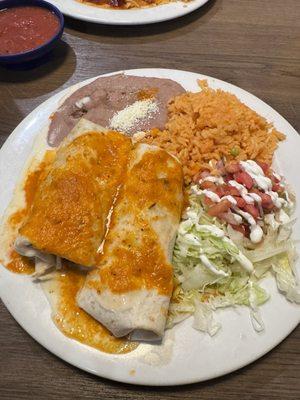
[48,0,210,25]
[0,69,299,386]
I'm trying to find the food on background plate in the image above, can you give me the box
[1,73,299,354]
[0,6,60,56]
[78,0,190,10]
[78,144,183,341]
[15,119,132,272]
[48,74,185,146]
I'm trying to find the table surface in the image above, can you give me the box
[0,0,299,398]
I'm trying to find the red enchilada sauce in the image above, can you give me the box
[54,267,137,354]
[5,151,56,274]
[0,6,59,55]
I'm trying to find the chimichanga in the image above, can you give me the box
[77,143,183,341]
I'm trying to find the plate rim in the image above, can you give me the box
[0,68,299,386]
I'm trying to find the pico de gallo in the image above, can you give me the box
[193,160,294,244]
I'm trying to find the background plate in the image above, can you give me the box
[0,69,299,386]
[47,0,210,25]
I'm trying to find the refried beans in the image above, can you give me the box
[48,74,185,146]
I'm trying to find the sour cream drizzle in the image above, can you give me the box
[197,224,225,237]
[199,254,228,277]
[240,160,272,191]
[199,225,253,273]
[199,189,237,206]
[268,191,287,208]
[228,180,261,206]
[234,208,263,243]
[223,237,254,273]
[199,180,264,244]
[201,189,220,203]
[228,180,256,204]
[240,161,289,208]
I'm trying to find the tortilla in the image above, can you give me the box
[77,143,184,340]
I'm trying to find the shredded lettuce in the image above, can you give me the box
[271,252,300,303]
[169,188,298,335]
[193,301,221,336]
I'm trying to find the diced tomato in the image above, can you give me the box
[207,199,232,217]
[227,186,240,197]
[268,170,281,184]
[271,174,281,183]
[252,189,274,208]
[263,202,275,211]
[233,196,246,208]
[234,223,251,238]
[257,162,269,174]
[234,171,254,190]
[231,224,246,236]
[225,163,241,174]
[199,181,217,191]
[244,224,251,238]
[219,212,239,225]
[272,183,282,192]
[217,184,240,197]
[203,196,215,206]
[216,185,227,197]
[244,204,259,219]
[224,173,234,183]
[260,193,273,207]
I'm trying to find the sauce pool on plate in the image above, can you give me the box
[0,6,60,55]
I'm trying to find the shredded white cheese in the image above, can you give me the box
[109,99,158,133]
[75,96,91,109]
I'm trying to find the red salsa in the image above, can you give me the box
[0,6,60,55]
